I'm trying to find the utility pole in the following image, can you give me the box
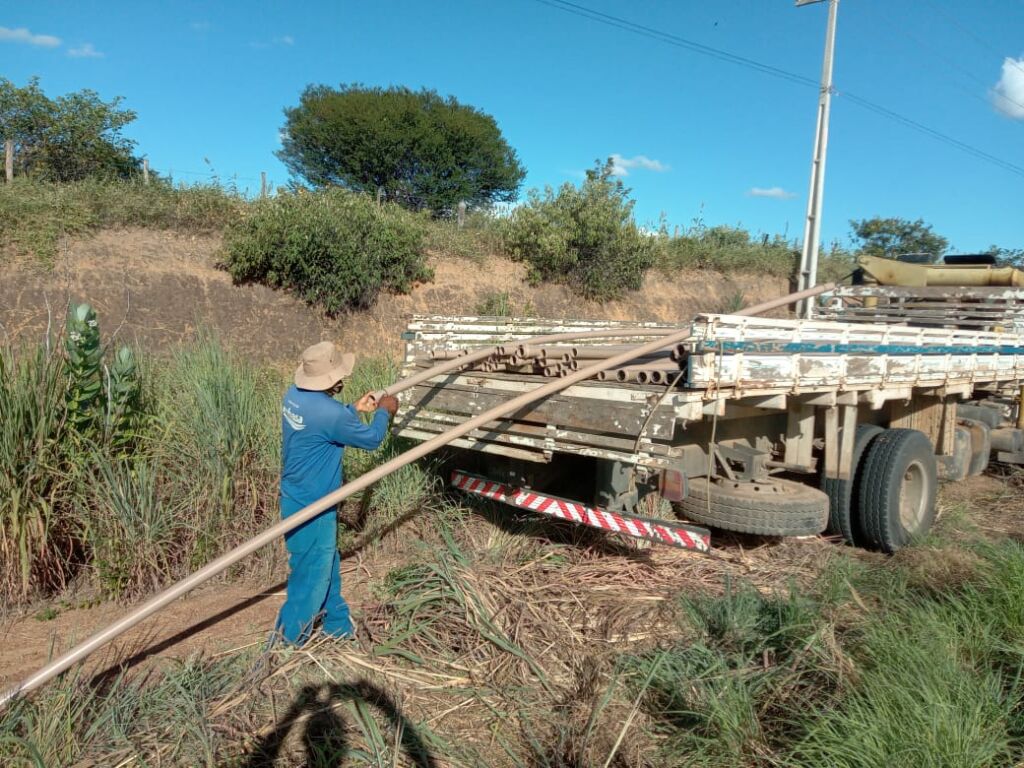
[796,0,839,318]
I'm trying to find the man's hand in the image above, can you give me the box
[354,393,378,413]
[377,394,400,416]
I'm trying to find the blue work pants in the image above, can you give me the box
[275,496,353,645]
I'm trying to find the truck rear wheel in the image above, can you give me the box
[856,428,937,553]
[680,478,828,537]
[822,424,884,546]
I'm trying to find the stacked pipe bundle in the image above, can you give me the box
[420,340,688,385]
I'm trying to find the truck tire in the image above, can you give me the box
[680,478,828,537]
[821,424,884,546]
[856,428,937,553]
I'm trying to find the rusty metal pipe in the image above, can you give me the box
[389,282,834,400]
[429,349,470,360]
[0,281,832,710]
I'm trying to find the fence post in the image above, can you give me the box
[4,139,12,183]
[457,200,467,228]
[376,186,384,207]
[142,157,150,185]
[260,171,267,198]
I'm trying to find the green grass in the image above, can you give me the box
[621,540,1024,768]
[0,177,244,262]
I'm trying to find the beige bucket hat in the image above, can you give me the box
[294,341,355,390]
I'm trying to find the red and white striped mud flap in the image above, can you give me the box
[451,470,711,554]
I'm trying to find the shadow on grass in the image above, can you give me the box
[242,679,436,768]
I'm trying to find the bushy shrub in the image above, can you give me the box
[221,188,433,314]
[502,160,656,300]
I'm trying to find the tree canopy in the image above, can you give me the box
[277,84,525,214]
[850,217,949,261]
[0,77,141,182]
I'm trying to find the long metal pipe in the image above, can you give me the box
[0,282,831,709]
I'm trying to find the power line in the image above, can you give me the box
[531,0,1024,180]
[532,0,819,89]
[871,4,1024,116]
[922,0,1024,78]
[840,92,1024,178]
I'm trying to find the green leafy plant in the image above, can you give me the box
[104,345,143,454]
[221,188,433,314]
[502,159,656,300]
[63,303,103,438]
[658,222,798,278]
[475,291,513,316]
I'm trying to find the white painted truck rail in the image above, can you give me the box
[395,314,1024,467]
[686,314,1024,394]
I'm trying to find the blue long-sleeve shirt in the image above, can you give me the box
[280,384,390,508]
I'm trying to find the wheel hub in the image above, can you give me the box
[898,460,927,531]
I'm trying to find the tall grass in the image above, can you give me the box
[0,323,286,604]
[422,209,505,262]
[0,316,441,606]
[0,344,77,599]
[0,177,244,262]
[657,223,799,278]
[154,335,281,566]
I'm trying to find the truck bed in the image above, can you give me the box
[394,314,1024,468]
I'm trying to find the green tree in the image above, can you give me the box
[850,217,949,261]
[987,244,1024,268]
[277,84,525,214]
[0,76,141,181]
[503,159,656,300]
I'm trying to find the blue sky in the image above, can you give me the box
[3,1,1022,252]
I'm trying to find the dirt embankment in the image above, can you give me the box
[0,228,788,365]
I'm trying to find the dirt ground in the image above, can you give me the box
[0,228,788,365]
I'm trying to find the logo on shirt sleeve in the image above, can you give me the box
[283,405,306,431]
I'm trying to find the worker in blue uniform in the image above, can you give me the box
[275,341,399,646]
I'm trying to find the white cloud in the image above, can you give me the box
[0,25,61,47]
[748,186,797,200]
[251,35,295,49]
[68,42,103,58]
[992,56,1024,119]
[609,153,669,176]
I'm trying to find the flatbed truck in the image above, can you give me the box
[394,255,1024,554]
